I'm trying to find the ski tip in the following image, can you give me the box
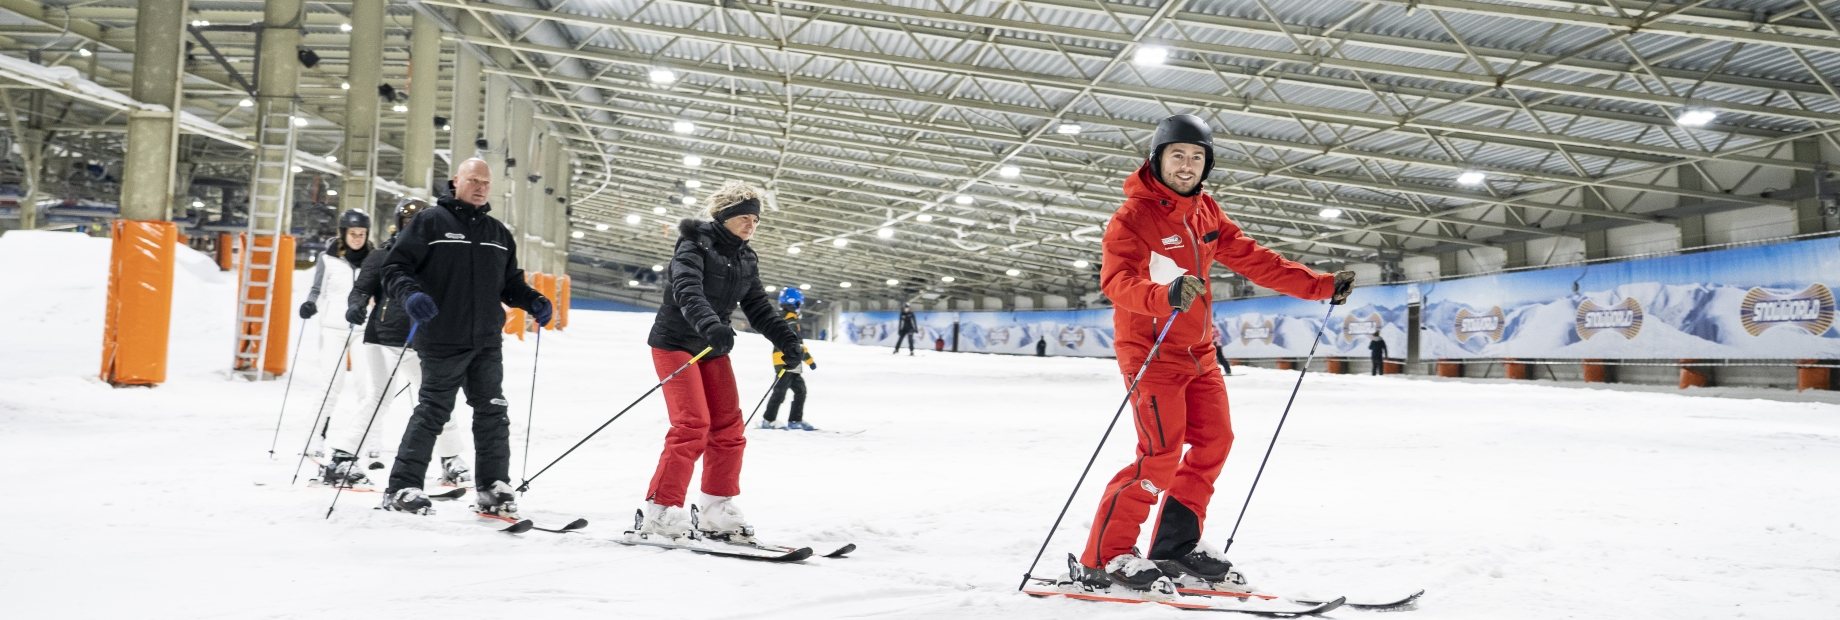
[1310,596,1347,615]
[562,518,590,531]
[782,547,815,562]
[823,543,857,558]
[501,519,536,534]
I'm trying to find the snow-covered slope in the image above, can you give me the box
[3,230,1839,619]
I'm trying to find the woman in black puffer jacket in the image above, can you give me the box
[638,181,802,542]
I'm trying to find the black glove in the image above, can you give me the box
[298,300,318,319]
[702,323,735,355]
[345,304,367,326]
[778,341,804,370]
[404,292,439,323]
[1166,275,1206,312]
[529,295,553,328]
[1330,271,1356,305]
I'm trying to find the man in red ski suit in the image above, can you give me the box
[1079,114,1355,590]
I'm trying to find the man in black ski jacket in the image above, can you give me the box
[1369,337,1389,376]
[894,304,918,355]
[377,157,549,517]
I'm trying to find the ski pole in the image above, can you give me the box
[742,368,788,430]
[1221,302,1337,556]
[517,346,714,493]
[1018,310,1181,591]
[290,326,357,485]
[521,325,542,482]
[266,323,312,458]
[326,323,418,518]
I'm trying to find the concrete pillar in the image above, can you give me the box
[449,13,485,164]
[1583,191,1611,259]
[340,0,386,237]
[1677,169,1708,249]
[1504,206,1529,269]
[482,75,511,205]
[545,134,566,273]
[1437,253,1459,277]
[119,0,189,221]
[1793,138,1831,234]
[400,9,442,199]
[506,99,534,266]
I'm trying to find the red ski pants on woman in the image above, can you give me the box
[1080,368,1234,568]
[645,348,745,507]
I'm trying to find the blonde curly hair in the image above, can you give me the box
[704,180,767,220]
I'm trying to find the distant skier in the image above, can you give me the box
[1369,337,1389,376]
[1076,114,1354,591]
[297,209,371,455]
[317,198,471,488]
[894,303,918,355]
[1036,336,1048,357]
[640,181,803,541]
[778,286,804,340]
[760,345,817,430]
[377,158,551,517]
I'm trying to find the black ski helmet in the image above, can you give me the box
[1148,114,1215,184]
[338,208,371,230]
[394,197,429,230]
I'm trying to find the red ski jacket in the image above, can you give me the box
[1102,163,1336,376]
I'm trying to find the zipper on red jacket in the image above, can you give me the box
[1180,213,1205,374]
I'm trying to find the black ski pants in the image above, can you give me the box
[388,345,511,492]
[893,331,916,354]
[763,373,807,423]
[1371,352,1385,376]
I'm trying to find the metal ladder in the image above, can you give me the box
[232,98,299,381]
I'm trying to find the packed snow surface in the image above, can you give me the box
[3,230,1839,619]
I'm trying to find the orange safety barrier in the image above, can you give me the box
[1582,360,1612,383]
[100,220,178,387]
[1276,359,1296,370]
[1797,360,1833,391]
[1679,360,1711,389]
[1325,358,1345,374]
[215,232,235,271]
[1505,359,1532,380]
[1436,360,1462,377]
[234,234,295,376]
[557,274,571,330]
[504,304,526,340]
[1384,360,1405,374]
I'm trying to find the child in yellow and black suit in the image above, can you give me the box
[761,345,817,430]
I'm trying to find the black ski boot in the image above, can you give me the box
[382,487,433,515]
[318,450,370,488]
[474,481,520,519]
[1067,552,1170,592]
[1157,549,1236,582]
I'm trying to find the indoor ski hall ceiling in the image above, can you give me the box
[6,0,1839,308]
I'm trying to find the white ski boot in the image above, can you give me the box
[637,501,693,540]
[694,495,755,542]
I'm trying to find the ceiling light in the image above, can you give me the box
[683,154,702,167]
[652,264,664,272]
[325,189,338,196]
[1073,259,1091,269]
[1006,268,1021,277]
[325,155,337,163]
[293,116,308,127]
[595,223,609,231]
[191,20,210,28]
[392,104,408,113]
[954,195,974,205]
[1318,207,1344,219]
[442,124,452,131]
[799,284,811,291]
[839,282,852,288]
[916,213,934,223]
[291,165,303,174]
[1132,45,1169,66]
[649,68,676,84]
[1055,122,1082,135]
[191,200,204,208]
[628,279,640,287]
[339,22,352,32]
[653,206,667,214]
[876,227,895,239]
[765,285,778,292]
[625,214,642,225]
[680,196,695,206]
[941,276,956,283]
[570,230,585,239]
[998,165,1020,179]
[947,216,976,226]
[832,237,849,248]
[1456,171,1486,186]
[77,47,91,58]
[787,245,802,255]
[886,278,899,286]
[672,120,695,134]
[237,98,253,108]
[340,81,350,90]
[685,180,702,189]
[1678,108,1718,127]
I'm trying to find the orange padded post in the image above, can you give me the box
[504,304,526,340]
[215,232,234,271]
[1276,359,1296,370]
[1437,360,1462,377]
[1326,358,1345,374]
[1797,360,1833,391]
[557,274,572,330]
[100,220,178,386]
[1384,360,1404,374]
[1582,360,1612,383]
[1505,359,1532,380]
[1679,360,1711,389]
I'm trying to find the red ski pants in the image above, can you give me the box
[1081,368,1234,568]
[645,348,745,507]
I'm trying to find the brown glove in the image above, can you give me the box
[1330,271,1356,305]
[1167,275,1206,312]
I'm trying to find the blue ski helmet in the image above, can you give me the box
[778,286,804,307]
